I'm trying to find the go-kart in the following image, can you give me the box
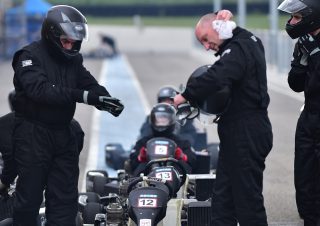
[79,137,215,226]
[104,101,219,173]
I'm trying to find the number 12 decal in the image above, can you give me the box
[138,198,157,207]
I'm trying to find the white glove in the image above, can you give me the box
[212,20,237,39]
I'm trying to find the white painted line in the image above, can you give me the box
[80,59,108,192]
[122,55,151,114]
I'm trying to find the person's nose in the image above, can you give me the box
[290,17,299,25]
[65,42,73,50]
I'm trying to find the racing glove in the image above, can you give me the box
[291,42,308,68]
[175,147,188,162]
[298,34,320,57]
[83,91,124,117]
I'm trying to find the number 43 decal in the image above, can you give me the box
[138,198,157,208]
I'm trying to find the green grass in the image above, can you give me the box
[87,14,289,30]
[48,0,267,6]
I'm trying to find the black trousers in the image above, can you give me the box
[12,119,81,226]
[212,113,273,226]
[295,111,320,226]
[0,112,16,186]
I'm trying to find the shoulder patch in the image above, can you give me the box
[221,49,231,57]
[250,35,257,42]
[21,60,33,67]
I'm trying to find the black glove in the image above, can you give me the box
[298,34,320,56]
[96,96,124,117]
[83,91,124,117]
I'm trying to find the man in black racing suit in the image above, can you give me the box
[11,5,123,226]
[174,12,273,226]
[278,0,320,225]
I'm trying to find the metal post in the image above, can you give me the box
[237,0,246,27]
[213,0,221,12]
[269,0,279,67]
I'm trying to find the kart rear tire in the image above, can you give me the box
[79,192,100,203]
[0,218,12,226]
[82,202,102,224]
[75,212,83,226]
[93,176,108,196]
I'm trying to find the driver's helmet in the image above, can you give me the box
[150,103,176,135]
[41,5,88,60]
[278,0,320,39]
[187,65,231,125]
[8,90,16,112]
[157,86,178,103]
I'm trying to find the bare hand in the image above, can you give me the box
[216,9,233,21]
[173,94,187,108]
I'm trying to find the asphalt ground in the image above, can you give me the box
[0,25,305,225]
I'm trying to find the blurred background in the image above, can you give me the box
[0,0,292,73]
[0,1,304,224]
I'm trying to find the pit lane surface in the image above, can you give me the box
[81,52,303,225]
[0,27,304,225]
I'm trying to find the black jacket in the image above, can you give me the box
[183,27,269,122]
[0,112,16,186]
[288,41,320,112]
[12,40,110,126]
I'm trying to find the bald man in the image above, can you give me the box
[174,11,273,226]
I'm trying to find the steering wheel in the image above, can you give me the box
[126,176,174,198]
[142,157,187,187]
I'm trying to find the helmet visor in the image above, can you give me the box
[60,22,88,41]
[152,112,175,127]
[278,0,307,13]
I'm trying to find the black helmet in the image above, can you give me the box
[150,103,176,135]
[157,86,178,103]
[41,5,88,60]
[8,90,16,112]
[187,65,231,124]
[278,0,320,39]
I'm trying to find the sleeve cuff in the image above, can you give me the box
[181,88,193,102]
[72,89,84,103]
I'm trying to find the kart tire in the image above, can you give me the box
[0,195,13,221]
[75,212,83,226]
[93,176,108,196]
[0,218,12,226]
[82,202,102,224]
[79,192,100,203]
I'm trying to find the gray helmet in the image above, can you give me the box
[157,86,178,103]
[278,0,320,38]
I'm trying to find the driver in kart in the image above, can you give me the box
[139,86,198,148]
[129,103,197,176]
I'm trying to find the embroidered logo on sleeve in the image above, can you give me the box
[221,49,231,57]
[21,60,33,67]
